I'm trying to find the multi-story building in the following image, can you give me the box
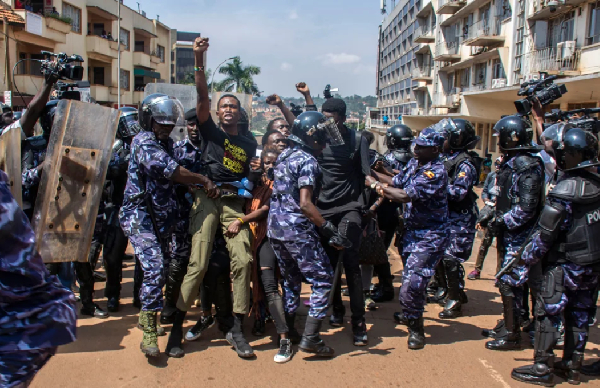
[171,31,201,84]
[0,0,172,109]
[372,0,600,160]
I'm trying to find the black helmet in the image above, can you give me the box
[117,106,142,139]
[493,115,541,151]
[386,124,414,150]
[40,99,60,137]
[543,124,600,171]
[444,118,479,149]
[139,93,184,131]
[289,111,344,150]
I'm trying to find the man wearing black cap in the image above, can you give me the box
[319,97,371,346]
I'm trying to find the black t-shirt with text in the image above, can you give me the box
[197,116,257,183]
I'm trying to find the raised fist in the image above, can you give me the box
[296,82,310,95]
[193,37,209,55]
[266,94,283,107]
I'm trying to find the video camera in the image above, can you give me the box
[544,107,600,135]
[323,84,339,100]
[514,72,567,116]
[51,80,91,101]
[289,102,304,117]
[40,51,84,81]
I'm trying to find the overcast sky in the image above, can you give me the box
[124,0,384,97]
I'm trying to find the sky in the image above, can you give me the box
[122,0,385,97]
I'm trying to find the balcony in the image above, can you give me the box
[414,27,435,44]
[86,36,119,62]
[415,44,432,55]
[90,85,110,102]
[13,10,71,47]
[432,89,460,108]
[133,51,155,69]
[437,0,466,15]
[529,0,588,21]
[416,0,433,19]
[519,46,581,77]
[461,84,488,93]
[434,41,461,62]
[411,66,433,81]
[463,18,504,47]
[13,75,43,96]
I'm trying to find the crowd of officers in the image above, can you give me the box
[1,35,600,387]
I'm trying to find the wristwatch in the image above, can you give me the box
[370,181,380,190]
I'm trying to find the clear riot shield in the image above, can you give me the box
[31,100,119,263]
[144,83,196,142]
[0,126,22,207]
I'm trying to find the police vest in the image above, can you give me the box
[547,172,600,266]
[495,154,544,218]
[444,151,481,213]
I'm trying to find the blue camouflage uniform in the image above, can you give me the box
[521,182,599,354]
[384,151,402,171]
[444,152,478,264]
[393,129,449,320]
[0,169,76,387]
[119,131,180,311]
[268,146,333,320]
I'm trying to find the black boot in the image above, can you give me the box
[407,317,425,350]
[482,319,507,338]
[226,314,254,358]
[393,311,408,325]
[439,259,463,319]
[555,323,586,385]
[285,313,302,344]
[427,262,447,304]
[582,360,600,376]
[372,278,394,303]
[75,262,108,318]
[107,296,120,313]
[329,305,345,327]
[299,316,334,357]
[486,294,521,351]
[166,309,187,358]
[161,259,188,325]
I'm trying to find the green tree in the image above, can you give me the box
[218,56,261,95]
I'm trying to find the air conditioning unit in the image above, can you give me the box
[452,94,461,105]
[471,46,485,56]
[559,40,576,59]
[492,78,507,88]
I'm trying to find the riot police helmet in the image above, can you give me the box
[386,124,414,150]
[289,111,344,150]
[40,99,60,137]
[117,106,142,139]
[139,93,184,131]
[542,124,600,171]
[493,114,542,152]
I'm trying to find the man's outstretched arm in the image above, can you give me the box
[194,37,211,125]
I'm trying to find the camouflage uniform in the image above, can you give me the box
[0,169,76,387]
[119,131,180,312]
[393,157,449,319]
[268,146,333,319]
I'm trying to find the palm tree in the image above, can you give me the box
[217,56,261,95]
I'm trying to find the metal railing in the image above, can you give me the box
[411,65,433,78]
[414,26,434,39]
[435,41,461,57]
[463,18,503,41]
[461,84,488,93]
[519,46,581,74]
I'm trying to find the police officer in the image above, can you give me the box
[371,124,414,302]
[119,93,213,358]
[437,118,481,319]
[104,107,141,312]
[371,127,449,350]
[161,108,201,324]
[511,126,600,386]
[484,115,545,351]
[22,100,109,318]
[0,168,77,387]
[268,111,350,359]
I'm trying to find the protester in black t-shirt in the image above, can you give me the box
[170,37,257,359]
[317,96,371,347]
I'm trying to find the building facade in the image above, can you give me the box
[171,30,201,84]
[371,0,600,160]
[0,0,172,109]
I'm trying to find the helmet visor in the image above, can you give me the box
[541,123,574,149]
[429,118,454,137]
[148,97,185,127]
[317,117,345,146]
[119,113,142,138]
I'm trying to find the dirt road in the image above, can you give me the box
[31,237,600,388]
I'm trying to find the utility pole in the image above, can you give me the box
[117,0,121,108]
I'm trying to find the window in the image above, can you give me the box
[30,53,43,75]
[93,67,105,85]
[498,0,512,20]
[460,67,471,87]
[119,28,130,50]
[492,59,506,79]
[476,123,483,150]
[548,11,575,47]
[135,41,145,53]
[587,3,600,45]
[120,69,130,91]
[474,63,486,85]
[157,45,165,62]
[62,2,81,33]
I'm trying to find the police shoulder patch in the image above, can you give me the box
[424,170,435,179]
[587,208,600,225]
[458,171,466,178]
